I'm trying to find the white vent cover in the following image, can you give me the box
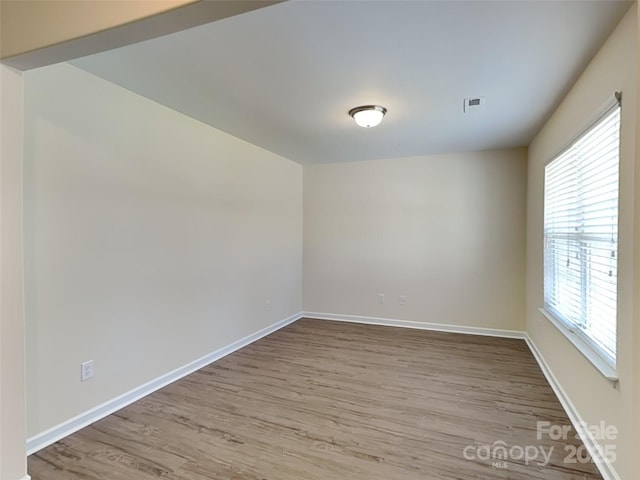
[463,97,485,113]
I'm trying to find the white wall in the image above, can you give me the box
[526,5,637,480]
[0,64,28,480]
[23,63,302,437]
[635,1,640,471]
[304,148,527,331]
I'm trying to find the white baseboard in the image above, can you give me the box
[27,312,303,455]
[304,312,618,480]
[302,311,526,339]
[524,335,621,480]
[26,310,619,480]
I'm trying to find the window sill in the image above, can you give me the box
[538,308,619,384]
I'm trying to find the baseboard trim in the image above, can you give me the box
[26,310,619,480]
[302,311,526,339]
[524,335,621,480]
[27,312,303,455]
[304,312,618,480]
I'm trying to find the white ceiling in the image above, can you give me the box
[71,0,631,165]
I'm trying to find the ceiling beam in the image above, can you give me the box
[1,0,283,71]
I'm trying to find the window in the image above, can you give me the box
[543,98,620,374]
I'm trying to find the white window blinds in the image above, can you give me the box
[543,100,620,367]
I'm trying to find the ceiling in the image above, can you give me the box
[71,0,632,165]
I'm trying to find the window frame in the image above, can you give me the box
[540,94,621,383]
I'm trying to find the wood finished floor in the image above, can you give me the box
[29,319,603,480]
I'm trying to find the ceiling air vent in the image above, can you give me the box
[463,97,485,113]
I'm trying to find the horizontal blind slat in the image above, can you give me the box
[543,105,620,364]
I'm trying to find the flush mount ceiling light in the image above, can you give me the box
[348,105,387,128]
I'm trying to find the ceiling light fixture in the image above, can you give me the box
[349,105,387,128]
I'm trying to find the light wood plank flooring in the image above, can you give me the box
[29,319,603,479]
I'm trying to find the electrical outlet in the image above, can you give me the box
[265,298,271,311]
[378,293,385,304]
[399,295,407,305]
[81,360,94,382]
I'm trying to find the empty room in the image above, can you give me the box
[1,1,639,480]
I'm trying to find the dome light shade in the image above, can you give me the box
[349,105,387,128]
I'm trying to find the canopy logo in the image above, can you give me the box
[462,421,617,470]
[462,440,553,469]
